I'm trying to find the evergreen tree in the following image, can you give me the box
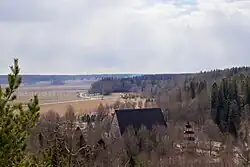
[246,77,250,105]
[190,81,196,99]
[211,83,219,124]
[0,59,40,166]
[211,83,218,110]
[211,76,249,138]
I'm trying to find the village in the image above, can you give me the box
[56,93,245,166]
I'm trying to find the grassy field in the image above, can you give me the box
[16,90,84,104]
[16,82,92,103]
[39,98,117,116]
[15,81,121,115]
[14,81,148,116]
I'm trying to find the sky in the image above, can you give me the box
[0,0,250,74]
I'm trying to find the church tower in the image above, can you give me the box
[183,121,196,152]
[184,121,195,141]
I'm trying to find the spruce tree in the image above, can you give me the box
[211,83,219,124]
[246,77,250,105]
[0,59,40,166]
[190,81,196,99]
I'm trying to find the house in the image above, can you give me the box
[110,108,167,138]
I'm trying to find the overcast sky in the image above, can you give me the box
[0,0,250,74]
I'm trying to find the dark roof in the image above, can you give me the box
[115,108,167,135]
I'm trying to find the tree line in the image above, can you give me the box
[1,59,250,166]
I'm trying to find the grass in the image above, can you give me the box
[39,98,117,116]
[16,91,84,103]
[14,82,125,116]
[14,81,119,115]
[15,82,92,103]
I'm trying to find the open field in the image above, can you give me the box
[14,80,123,115]
[39,97,118,116]
[15,81,94,103]
[16,90,86,104]
[13,80,149,116]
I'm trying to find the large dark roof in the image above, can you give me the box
[115,108,167,135]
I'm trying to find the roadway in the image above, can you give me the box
[39,96,117,106]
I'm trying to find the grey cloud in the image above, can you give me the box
[0,1,53,22]
[0,0,250,74]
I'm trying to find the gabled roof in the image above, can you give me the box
[115,108,167,135]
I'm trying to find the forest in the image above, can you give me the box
[0,74,136,85]
[1,59,250,166]
[89,67,250,132]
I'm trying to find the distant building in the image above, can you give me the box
[184,121,195,141]
[183,121,196,152]
[110,108,167,138]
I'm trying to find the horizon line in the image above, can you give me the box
[0,72,193,75]
[0,66,248,76]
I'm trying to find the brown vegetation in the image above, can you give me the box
[39,99,116,116]
[16,82,92,103]
[22,67,250,166]
[27,106,240,166]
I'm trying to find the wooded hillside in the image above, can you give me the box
[89,67,250,138]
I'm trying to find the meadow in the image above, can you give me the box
[15,80,120,115]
